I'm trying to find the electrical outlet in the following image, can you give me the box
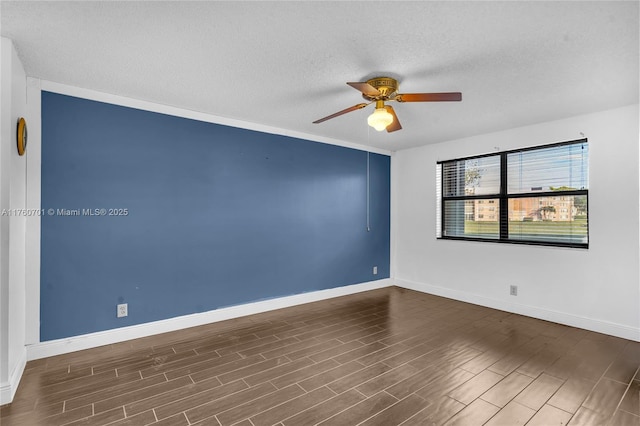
[117,303,128,318]
[373,266,378,275]
[510,285,518,296]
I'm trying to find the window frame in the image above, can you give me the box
[438,138,589,249]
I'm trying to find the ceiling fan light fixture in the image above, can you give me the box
[312,76,461,133]
[367,106,393,131]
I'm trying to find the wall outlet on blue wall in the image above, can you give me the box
[373,266,378,275]
[117,303,128,318]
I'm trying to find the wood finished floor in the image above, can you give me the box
[2,287,639,426]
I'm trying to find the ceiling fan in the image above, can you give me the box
[313,77,462,133]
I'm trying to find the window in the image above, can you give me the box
[436,139,588,248]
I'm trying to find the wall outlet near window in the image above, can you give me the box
[117,303,128,318]
[510,285,518,296]
[373,266,378,275]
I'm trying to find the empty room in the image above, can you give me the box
[0,1,638,425]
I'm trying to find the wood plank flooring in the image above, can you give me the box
[2,287,639,425]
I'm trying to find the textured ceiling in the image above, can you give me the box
[1,1,638,151]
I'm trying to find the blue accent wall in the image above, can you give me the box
[40,92,390,341]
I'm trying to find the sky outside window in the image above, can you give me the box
[507,143,589,194]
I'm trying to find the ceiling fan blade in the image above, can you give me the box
[396,92,462,102]
[347,82,381,97]
[385,105,402,132]
[313,103,369,124]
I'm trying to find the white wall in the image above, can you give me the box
[393,104,640,341]
[25,77,40,346]
[0,37,28,405]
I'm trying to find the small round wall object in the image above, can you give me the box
[17,117,27,156]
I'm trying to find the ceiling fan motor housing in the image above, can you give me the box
[362,77,399,100]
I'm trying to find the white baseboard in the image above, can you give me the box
[395,278,640,342]
[27,279,392,361]
[0,348,27,405]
